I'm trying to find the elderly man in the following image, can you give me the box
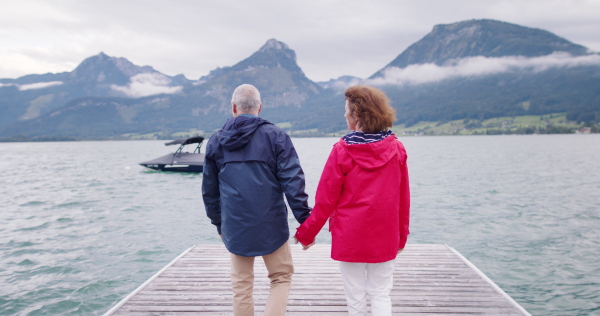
[202,84,311,316]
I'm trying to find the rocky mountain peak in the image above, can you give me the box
[259,39,291,52]
[231,39,299,72]
[198,39,298,82]
[70,53,157,85]
[195,39,320,112]
[430,19,587,56]
[111,56,155,77]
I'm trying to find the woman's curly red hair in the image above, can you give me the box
[344,85,396,133]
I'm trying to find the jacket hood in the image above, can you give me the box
[341,134,404,170]
[217,115,270,150]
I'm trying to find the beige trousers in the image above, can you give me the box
[230,241,294,316]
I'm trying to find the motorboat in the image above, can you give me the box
[139,136,205,173]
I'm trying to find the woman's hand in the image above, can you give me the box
[294,237,316,250]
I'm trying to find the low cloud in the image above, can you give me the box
[111,73,182,98]
[321,77,362,90]
[368,52,600,86]
[18,81,64,90]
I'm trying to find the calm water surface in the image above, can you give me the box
[0,135,599,315]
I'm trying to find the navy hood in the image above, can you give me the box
[217,115,271,150]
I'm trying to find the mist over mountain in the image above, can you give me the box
[1,19,599,139]
[357,20,600,128]
[0,52,188,130]
[317,76,362,90]
[370,19,589,78]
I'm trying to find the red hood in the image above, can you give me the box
[340,135,405,170]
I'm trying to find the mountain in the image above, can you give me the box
[193,39,321,113]
[1,19,599,139]
[1,39,322,138]
[371,19,589,78]
[0,52,189,130]
[283,19,599,132]
[364,19,600,127]
[70,52,157,86]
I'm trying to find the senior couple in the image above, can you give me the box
[202,84,410,316]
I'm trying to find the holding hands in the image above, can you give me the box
[293,236,315,250]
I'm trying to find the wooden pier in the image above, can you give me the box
[104,244,530,315]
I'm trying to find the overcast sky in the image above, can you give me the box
[1,0,599,82]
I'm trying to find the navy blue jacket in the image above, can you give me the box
[202,114,311,256]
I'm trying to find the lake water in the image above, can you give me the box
[0,135,599,315]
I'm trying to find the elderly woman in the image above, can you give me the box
[295,85,410,316]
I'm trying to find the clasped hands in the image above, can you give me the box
[293,236,315,250]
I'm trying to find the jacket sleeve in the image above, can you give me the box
[295,144,346,245]
[275,132,312,224]
[398,153,410,249]
[202,152,222,235]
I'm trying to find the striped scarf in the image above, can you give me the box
[343,130,393,145]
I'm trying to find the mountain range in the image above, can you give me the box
[1,19,599,139]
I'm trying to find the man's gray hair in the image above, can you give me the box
[232,84,261,113]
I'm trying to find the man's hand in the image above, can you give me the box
[398,248,404,254]
[293,236,316,250]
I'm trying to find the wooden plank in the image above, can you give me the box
[104,244,530,315]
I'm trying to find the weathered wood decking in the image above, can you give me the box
[104,244,530,315]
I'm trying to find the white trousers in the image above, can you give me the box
[338,259,396,316]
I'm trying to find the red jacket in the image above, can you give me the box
[295,135,410,263]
